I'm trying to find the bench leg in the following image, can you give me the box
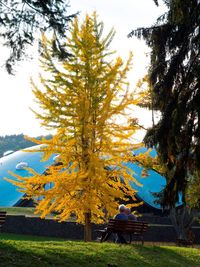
[141,235,144,245]
[129,234,132,244]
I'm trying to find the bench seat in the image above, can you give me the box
[100,219,148,244]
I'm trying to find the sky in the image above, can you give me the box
[0,0,167,138]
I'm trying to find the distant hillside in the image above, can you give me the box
[0,134,52,157]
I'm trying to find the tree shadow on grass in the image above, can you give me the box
[0,241,125,267]
[0,238,199,267]
[0,241,91,267]
[132,244,200,267]
[0,233,65,242]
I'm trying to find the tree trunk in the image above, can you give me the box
[84,212,92,242]
[170,206,194,241]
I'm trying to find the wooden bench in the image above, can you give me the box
[0,211,7,232]
[99,219,148,245]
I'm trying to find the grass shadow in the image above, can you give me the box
[0,235,199,267]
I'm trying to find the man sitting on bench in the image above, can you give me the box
[113,204,128,244]
[100,204,128,243]
[125,207,137,221]
[114,204,128,221]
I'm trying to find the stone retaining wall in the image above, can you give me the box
[2,215,200,243]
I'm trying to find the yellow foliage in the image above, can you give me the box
[8,13,146,225]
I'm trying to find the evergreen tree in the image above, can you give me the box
[0,134,52,157]
[8,13,142,241]
[0,0,76,73]
[129,0,200,206]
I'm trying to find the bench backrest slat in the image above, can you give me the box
[107,219,148,234]
[0,212,7,228]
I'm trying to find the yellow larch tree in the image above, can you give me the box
[8,13,143,241]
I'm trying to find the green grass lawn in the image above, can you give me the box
[0,207,36,216]
[0,233,199,267]
[0,207,75,220]
[0,207,56,219]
